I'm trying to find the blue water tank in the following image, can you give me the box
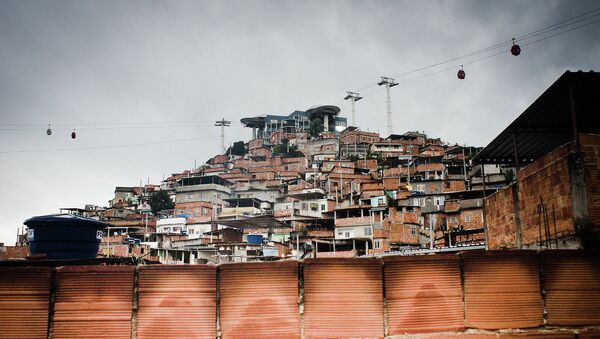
[24,214,106,260]
[247,234,264,245]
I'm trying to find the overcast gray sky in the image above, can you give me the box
[1,0,599,244]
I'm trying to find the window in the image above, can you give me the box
[337,231,344,237]
[321,204,326,211]
[364,227,372,236]
[345,231,350,238]
[302,203,308,210]
[378,198,384,206]
[450,217,457,223]
[374,240,381,249]
[187,194,193,200]
[464,214,472,222]
[411,226,416,236]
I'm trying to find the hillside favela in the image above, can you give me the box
[2,70,600,338]
[2,2,600,339]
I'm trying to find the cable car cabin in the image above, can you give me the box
[511,38,521,56]
[511,43,521,56]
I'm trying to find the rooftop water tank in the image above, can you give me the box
[24,214,106,260]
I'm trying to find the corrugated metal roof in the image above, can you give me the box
[463,251,542,329]
[383,254,464,335]
[137,265,216,339]
[52,265,134,339]
[0,267,52,339]
[473,71,600,165]
[541,250,600,326]
[303,258,384,338]
[219,261,300,338]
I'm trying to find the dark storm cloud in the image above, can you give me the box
[1,0,599,242]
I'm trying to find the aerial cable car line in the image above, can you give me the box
[349,16,600,101]
[341,6,600,98]
[0,136,220,154]
[0,123,215,131]
[3,7,600,134]
[0,120,215,128]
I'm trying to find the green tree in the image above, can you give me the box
[272,138,297,156]
[149,190,174,216]
[226,140,247,156]
[308,118,324,138]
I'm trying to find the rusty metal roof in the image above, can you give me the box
[541,250,600,326]
[219,261,300,338]
[473,71,600,165]
[137,265,216,339]
[52,265,134,338]
[0,267,52,339]
[303,258,384,338]
[462,251,542,329]
[383,254,464,335]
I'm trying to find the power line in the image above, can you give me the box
[355,15,600,101]
[0,120,216,128]
[340,5,600,98]
[0,136,220,154]
[0,123,215,131]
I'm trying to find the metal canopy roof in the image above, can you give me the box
[473,71,600,165]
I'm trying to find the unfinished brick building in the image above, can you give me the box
[476,71,600,249]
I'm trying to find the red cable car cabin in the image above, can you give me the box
[457,66,465,80]
[511,38,521,56]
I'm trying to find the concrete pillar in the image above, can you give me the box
[323,114,329,132]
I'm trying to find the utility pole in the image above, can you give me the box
[344,91,363,127]
[215,118,231,154]
[377,76,398,136]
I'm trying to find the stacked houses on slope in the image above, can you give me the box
[69,104,510,263]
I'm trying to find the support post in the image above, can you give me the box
[344,91,363,127]
[377,77,398,136]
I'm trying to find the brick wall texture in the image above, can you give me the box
[485,134,600,249]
